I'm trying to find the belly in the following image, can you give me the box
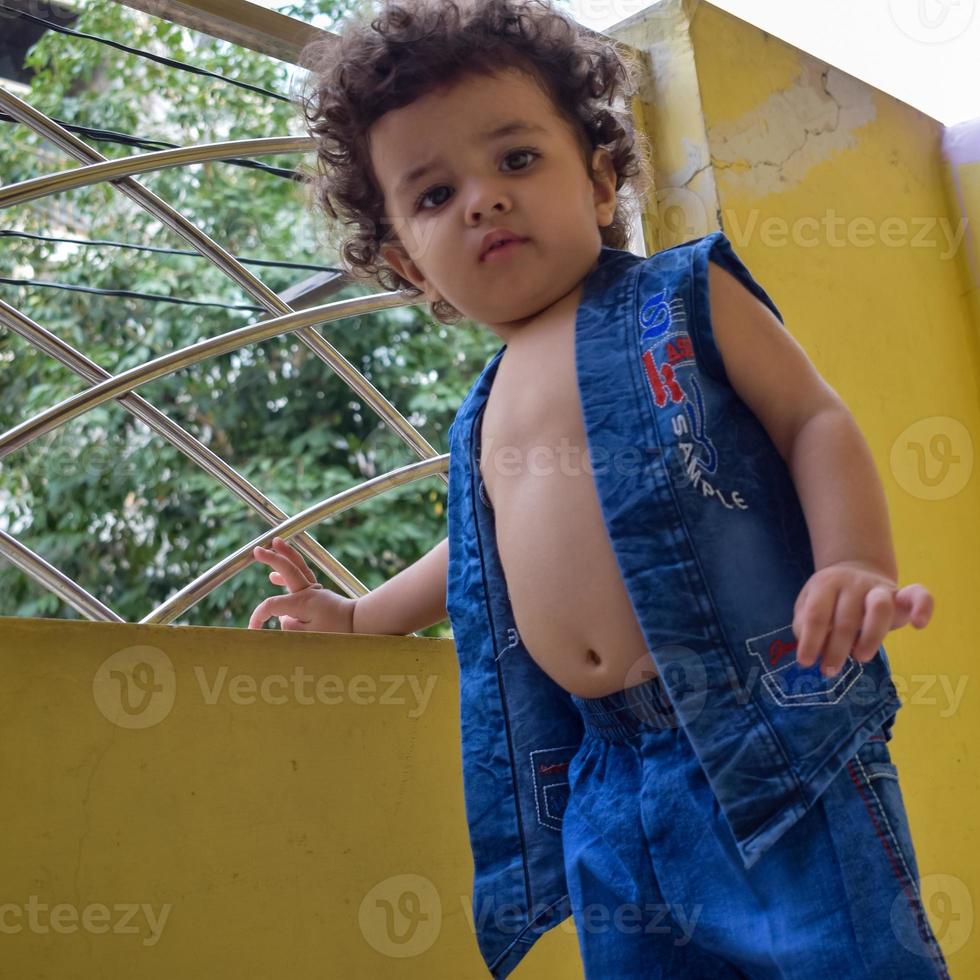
[490,461,659,699]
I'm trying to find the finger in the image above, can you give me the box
[912,587,935,628]
[794,583,837,668]
[893,584,934,629]
[281,614,317,632]
[253,545,308,593]
[793,582,809,620]
[247,593,298,630]
[248,598,272,630]
[821,588,865,677]
[851,586,893,662]
[272,536,318,586]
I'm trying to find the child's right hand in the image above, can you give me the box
[248,536,356,633]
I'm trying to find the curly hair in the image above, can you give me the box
[294,0,654,324]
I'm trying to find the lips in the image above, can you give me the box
[480,229,528,261]
[483,239,526,263]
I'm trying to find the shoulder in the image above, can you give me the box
[702,242,844,458]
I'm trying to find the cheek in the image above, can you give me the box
[405,218,447,265]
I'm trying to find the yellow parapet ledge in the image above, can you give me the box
[0,616,581,978]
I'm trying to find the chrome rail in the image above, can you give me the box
[0,87,451,630]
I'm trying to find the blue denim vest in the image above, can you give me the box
[445,230,903,978]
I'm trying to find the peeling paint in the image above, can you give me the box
[707,61,877,197]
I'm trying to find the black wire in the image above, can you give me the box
[0,112,308,183]
[0,230,343,275]
[0,276,269,313]
[0,2,296,104]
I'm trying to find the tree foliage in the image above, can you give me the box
[0,0,499,634]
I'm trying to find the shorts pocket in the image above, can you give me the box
[854,728,899,781]
[530,744,577,831]
[850,729,919,886]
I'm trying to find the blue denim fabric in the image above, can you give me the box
[562,673,950,978]
[445,232,910,978]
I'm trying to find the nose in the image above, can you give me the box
[465,183,512,225]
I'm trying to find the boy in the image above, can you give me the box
[249,0,949,976]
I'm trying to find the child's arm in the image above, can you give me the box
[351,536,448,635]
[706,260,934,676]
[249,536,448,635]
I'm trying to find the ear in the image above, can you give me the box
[590,147,617,228]
[380,240,442,303]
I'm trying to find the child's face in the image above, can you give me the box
[370,66,617,339]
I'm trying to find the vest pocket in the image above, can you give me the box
[746,623,864,707]
[529,745,577,831]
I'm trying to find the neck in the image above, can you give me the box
[481,278,586,346]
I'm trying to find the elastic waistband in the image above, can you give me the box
[570,672,680,740]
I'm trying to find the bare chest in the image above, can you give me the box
[477,329,657,698]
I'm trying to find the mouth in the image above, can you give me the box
[481,238,528,262]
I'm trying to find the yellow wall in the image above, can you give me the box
[0,616,583,977]
[3,2,978,976]
[618,0,979,971]
[942,117,980,328]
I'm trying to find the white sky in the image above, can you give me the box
[588,0,980,126]
[254,0,980,126]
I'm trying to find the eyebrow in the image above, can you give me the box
[395,120,548,196]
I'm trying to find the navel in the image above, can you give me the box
[586,648,601,666]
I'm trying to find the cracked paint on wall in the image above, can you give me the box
[706,60,877,197]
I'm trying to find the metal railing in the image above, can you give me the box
[0,85,449,629]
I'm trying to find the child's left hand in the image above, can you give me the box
[792,560,934,677]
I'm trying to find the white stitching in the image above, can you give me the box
[866,771,898,782]
[853,754,921,900]
[851,753,948,973]
[495,626,520,662]
[542,783,570,822]
[530,744,579,830]
[746,624,866,706]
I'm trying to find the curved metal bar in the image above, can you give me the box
[141,453,449,625]
[0,88,448,489]
[0,137,314,209]
[0,296,367,600]
[0,292,412,459]
[0,528,125,622]
[0,87,449,624]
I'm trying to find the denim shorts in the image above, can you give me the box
[562,673,950,979]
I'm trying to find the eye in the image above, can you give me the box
[414,148,540,212]
[501,148,538,171]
